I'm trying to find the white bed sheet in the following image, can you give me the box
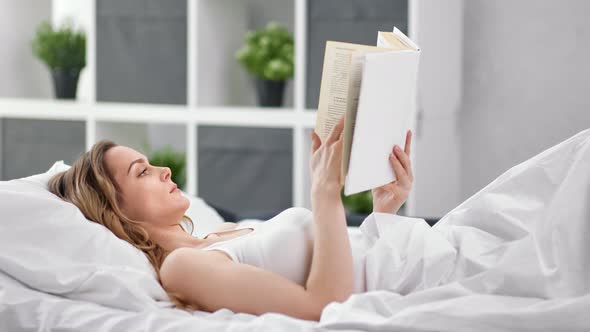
[0,270,322,332]
[4,268,587,332]
[0,227,363,332]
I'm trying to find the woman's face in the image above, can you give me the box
[104,145,190,226]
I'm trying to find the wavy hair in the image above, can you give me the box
[47,140,197,311]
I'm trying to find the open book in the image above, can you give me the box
[314,27,421,196]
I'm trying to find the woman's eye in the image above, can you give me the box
[139,168,148,177]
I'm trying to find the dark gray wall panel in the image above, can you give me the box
[96,0,187,104]
[1,119,85,180]
[197,126,293,216]
[306,0,408,108]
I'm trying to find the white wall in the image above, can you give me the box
[413,0,590,218]
[460,0,590,199]
[411,0,464,218]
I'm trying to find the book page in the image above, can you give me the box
[315,41,383,142]
[341,52,366,182]
[377,32,409,50]
[377,30,419,51]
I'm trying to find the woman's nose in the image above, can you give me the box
[161,167,171,181]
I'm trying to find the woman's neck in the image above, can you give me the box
[145,223,203,252]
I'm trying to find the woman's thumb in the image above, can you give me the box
[311,131,321,152]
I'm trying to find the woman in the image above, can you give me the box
[48,116,414,321]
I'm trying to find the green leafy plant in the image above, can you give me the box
[341,189,407,215]
[235,21,294,81]
[148,145,186,190]
[31,20,86,71]
[341,189,373,214]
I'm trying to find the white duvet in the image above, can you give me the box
[2,128,590,331]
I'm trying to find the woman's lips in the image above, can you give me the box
[170,184,178,193]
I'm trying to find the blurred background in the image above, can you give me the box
[0,0,589,225]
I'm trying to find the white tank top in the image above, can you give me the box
[201,207,314,286]
[201,208,461,296]
[201,207,367,292]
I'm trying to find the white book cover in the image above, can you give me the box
[344,28,420,196]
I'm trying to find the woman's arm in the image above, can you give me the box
[306,187,354,303]
[306,115,354,303]
[160,248,328,321]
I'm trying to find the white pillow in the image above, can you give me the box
[33,161,225,237]
[181,192,225,238]
[0,161,223,311]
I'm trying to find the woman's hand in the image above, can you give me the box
[309,116,345,200]
[372,129,414,214]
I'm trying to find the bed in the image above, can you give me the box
[2,128,590,331]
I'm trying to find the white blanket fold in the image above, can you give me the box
[319,128,590,331]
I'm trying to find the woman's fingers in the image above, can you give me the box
[313,116,345,151]
[393,145,413,180]
[404,130,412,157]
[389,151,410,187]
[326,116,345,145]
[311,131,321,153]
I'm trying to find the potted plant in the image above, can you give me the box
[31,20,86,99]
[341,189,406,226]
[147,145,187,190]
[341,190,373,226]
[235,21,294,107]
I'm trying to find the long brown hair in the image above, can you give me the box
[48,140,197,311]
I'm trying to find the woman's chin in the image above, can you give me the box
[179,195,190,210]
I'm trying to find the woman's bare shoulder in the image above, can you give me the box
[159,248,232,311]
[161,248,232,285]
